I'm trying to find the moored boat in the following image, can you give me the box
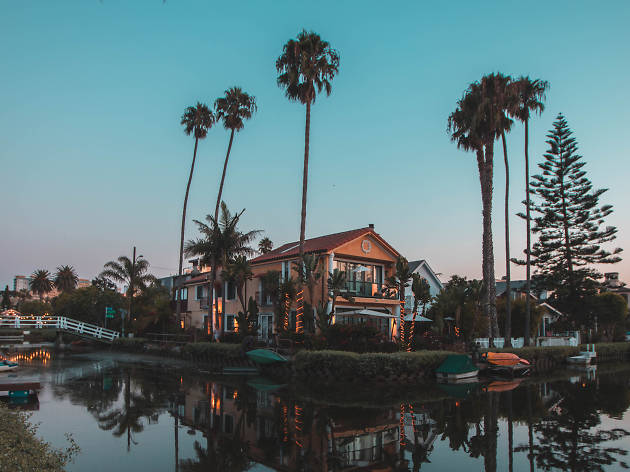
[435,354,479,382]
[479,352,531,378]
[245,349,288,365]
[567,344,596,365]
[0,360,18,372]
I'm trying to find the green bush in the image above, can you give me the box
[293,349,455,383]
[181,342,244,362]
[307,323,396,353]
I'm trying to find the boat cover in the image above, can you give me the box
[435,354,478,374]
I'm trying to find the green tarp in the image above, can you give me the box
[435,354,477,374]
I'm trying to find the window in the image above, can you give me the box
[227,281,236,300]
[180,288,188,300]
[225,314,235,332]
[196,285,204,300]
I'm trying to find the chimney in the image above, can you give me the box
[368,224,374,229]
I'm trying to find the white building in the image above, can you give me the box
[404,260,444,313]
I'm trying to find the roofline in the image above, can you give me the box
[409,260,444,289]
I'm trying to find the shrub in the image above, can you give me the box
[181,342,244,362]
[310,323,394,353]
[219,332,241,344]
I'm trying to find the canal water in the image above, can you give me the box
[3,349,630,471]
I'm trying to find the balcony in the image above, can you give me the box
[342,280,390,298]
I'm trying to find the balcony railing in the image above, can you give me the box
[342,280,390,298]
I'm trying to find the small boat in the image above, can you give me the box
[484,379,523,393]
[0,360,18,372]
[480,352,531,378]
[435,354,479,382]
[567,344,596,365]
[245,349,288,365]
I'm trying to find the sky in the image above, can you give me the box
[1,1,629,289]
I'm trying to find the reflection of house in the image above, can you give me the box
[404,260,443,313]
[172,226,406,340]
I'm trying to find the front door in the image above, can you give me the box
[258,314,273,342]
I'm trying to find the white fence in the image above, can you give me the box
[0,316,120,342]
[474,338,525,348]
[475,335,579,348]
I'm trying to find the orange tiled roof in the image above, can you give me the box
[250,227,399,264]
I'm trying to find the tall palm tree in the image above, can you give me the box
[185,203,260,337]
[276,30,340,336]
[213,87,257,223]
[448,73,510,343]
[513,77,549,346]
[30,269,53,300]
[54,265,79,293]
[258,237,273,254]
[327,269,346,323]
[178,103,214,328]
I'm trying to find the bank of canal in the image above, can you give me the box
[3,349,630,471]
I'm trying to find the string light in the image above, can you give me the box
[283,293,290,331]
[399,402,406,447]
[399,295,406,346]
[295,290,304,334]
[294,404,303,448]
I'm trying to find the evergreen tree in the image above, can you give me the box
[527,114,622,324]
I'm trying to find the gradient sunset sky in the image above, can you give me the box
[1,1,628,288]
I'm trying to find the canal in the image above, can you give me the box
[3,349,630,471]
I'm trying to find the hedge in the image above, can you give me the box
[293,350,456,385]
[181,342,244,363]
[111,337,149,352]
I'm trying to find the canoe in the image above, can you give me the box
[246,349,287,365]
[435,354,479,381]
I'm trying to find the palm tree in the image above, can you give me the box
[178,103,215,328]
[385,257,413,342]
[408,274,432,350]
[327,268,346,320]
[100,253,157,335]
[30,269,53,300]
[54,265,79,293]
[448,73,510,343]
[513,77,549,346]
[258,237,273,254]
[185,203,260,337]
[276,30,340,335]
[293,253,321,332]
[222,255,253,313]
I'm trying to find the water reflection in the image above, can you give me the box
[24,353,630,471]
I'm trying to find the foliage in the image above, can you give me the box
[1,285,11,309]
[496,298,545,338]
[258,237,273,254]
[0,403,79,471]
[234,297,260,340]
[327,268,346,319]
[293,349,455,384]
[54,265,78,293]
[91,276,116,291]
[131,284,174,334]
[307,323,396,353]
[17,299,54,316]
[591,292,628,341]
[181,342,244,362]
[53,286,124,327]
[181,102,214,139]
[523,114,622,325]
[100,255,157,297]
[214,87,257,132]
[30,269,53,299]
[222,255,253,312]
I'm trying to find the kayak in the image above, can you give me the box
[483,352,530,366]
[246,349,287,365]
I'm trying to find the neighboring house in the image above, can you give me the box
[404,260,443,313]
[175,225,405,340]
[495,279,548,301]
[603,272,630,306]
[13,276,31,293]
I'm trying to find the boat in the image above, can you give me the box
[479,352,531,378]
[484,379,523,393]
[0,360,18,372]
[245,349,288,365]
[567,344,596,365]
[435,354,479,382]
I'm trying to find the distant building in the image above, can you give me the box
[404,260,443,313]
[603,272,630,305]
[13,275,30,292]
[495,279,549,301]
[77,278,91,288]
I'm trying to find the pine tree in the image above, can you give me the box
[527,114,622,324]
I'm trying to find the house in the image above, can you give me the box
[177,225,405,340]
[403,260,443,314]
[603,272,630,305]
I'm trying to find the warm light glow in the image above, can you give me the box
[295,289,304,334]
[180,320,184,329]
[283,293,290,331]
[232,390,238,400]
[399,402,406,447]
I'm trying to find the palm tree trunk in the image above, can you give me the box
[177,137,199,328]
[478,146,499,343]
[502,132,512,347]
[214,129,235,223]
[299,101,311,261]
[524,119,532,346]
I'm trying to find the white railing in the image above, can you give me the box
[0,316,120,342]
[474,337,525,348]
